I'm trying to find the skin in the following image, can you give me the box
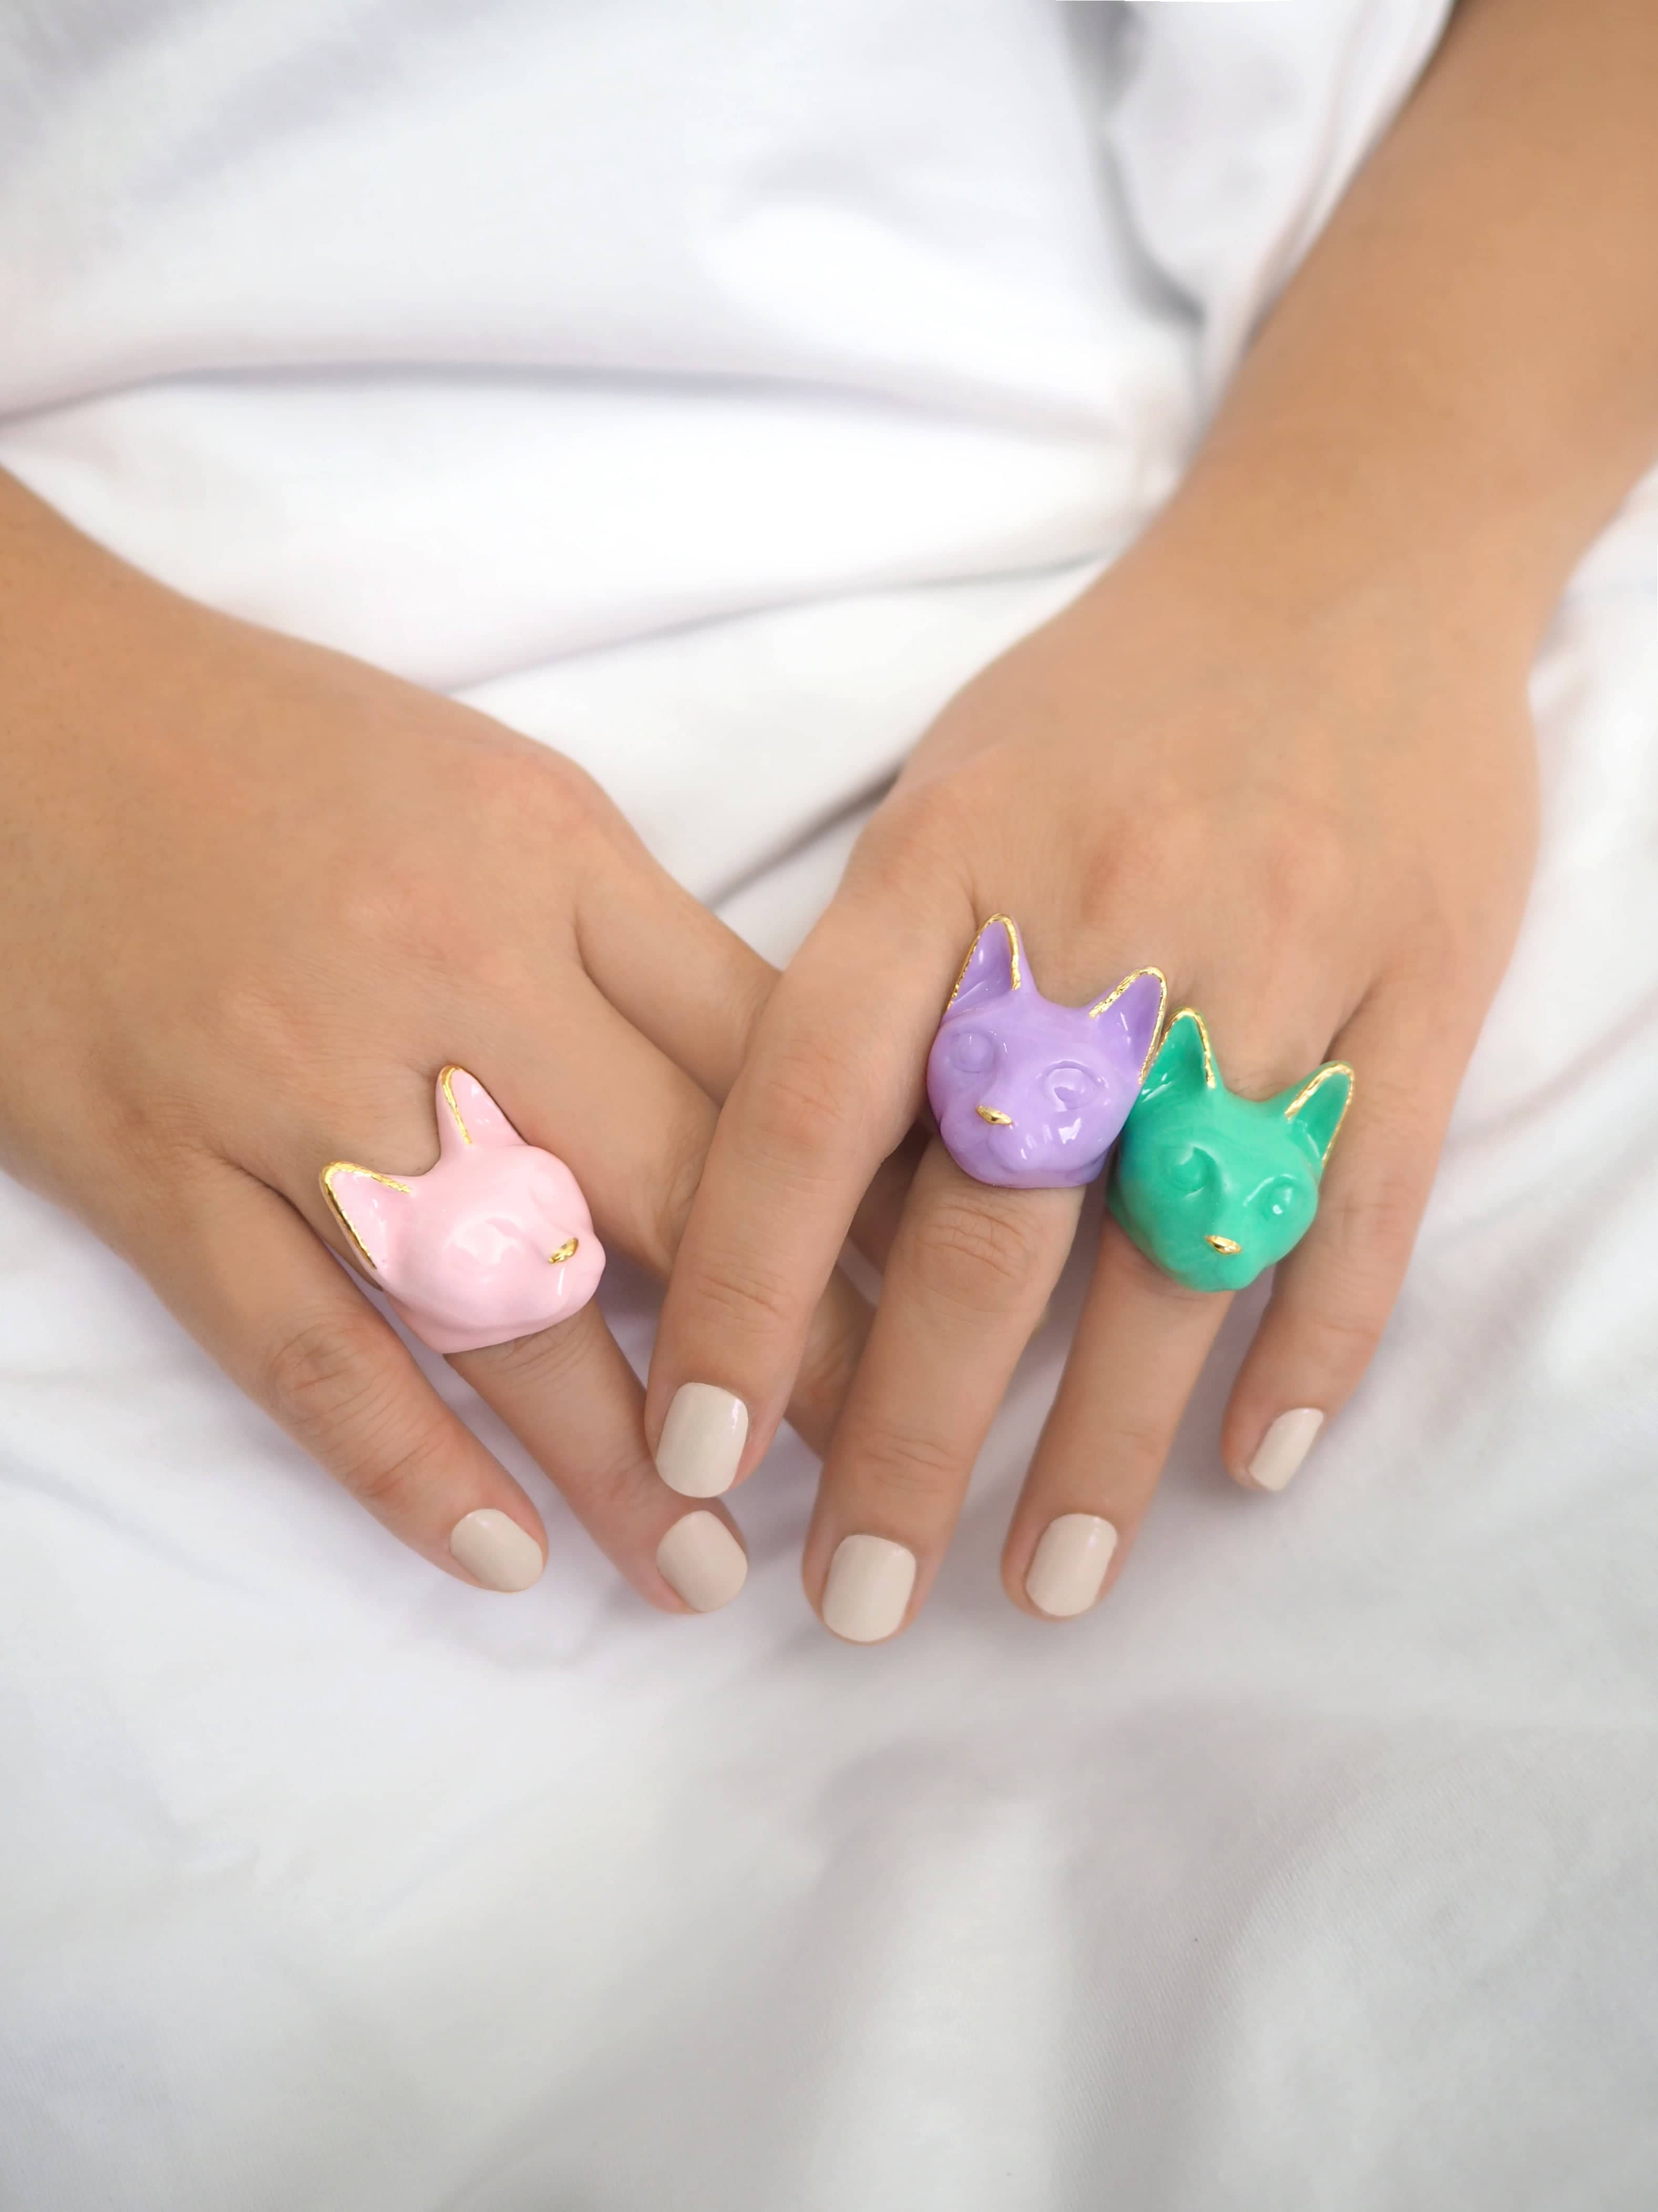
[651,0,1658,1634]
[0,470,887,1604]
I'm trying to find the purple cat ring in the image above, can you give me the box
[320,1067,607,1354]
[926,915,1167,1190]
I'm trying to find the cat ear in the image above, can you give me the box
[436,1067,526,1156]
[948,915,1022,1012]
[1142,1007,1215,1101]
[1088,967,1167,1081]
[320,1162,414,1274]
[1280,1062,1354,1166]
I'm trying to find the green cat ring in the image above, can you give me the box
[1107,1008,1354,1294]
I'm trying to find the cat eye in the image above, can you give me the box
[1045,1063,1103,1114]
[1166,1146,1215,1194]
[1256,1176,1302,1221]
[949,1029,995,1074]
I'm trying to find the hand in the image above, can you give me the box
[0,476,872,1605]
[650,513,1538,1637]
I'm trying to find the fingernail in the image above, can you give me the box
[1247,1407,1325,1492]
[656,1384,749,1497]
[822,1534,916,1643]
[1024,1513,1118,1619]
[656,1511,749,1613]
[449,1508,545,1592]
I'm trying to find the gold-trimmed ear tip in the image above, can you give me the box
[1283,1059,1356,1153]
[990,913,1022,990]
[438,1064,473,1144]
[320,1161,412,1197]
[947,912,1023,1005]
[1283,1060,1356,1115]
[1086,964,1168,1021]
[319,1161,411,1274]
[1165,1006,1216,1086]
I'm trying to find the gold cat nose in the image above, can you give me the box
[548,1236,580,1265]
[1204,1234,1241,1255]
[975,1105,1013,1125]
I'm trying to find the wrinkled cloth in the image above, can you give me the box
[8,4,1658,2208]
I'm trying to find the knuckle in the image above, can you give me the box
[265,1311,383,1430]
[210,975,329,1084]
[1316,1158,1426,1273]
[264,1311,432,1506]
[742,1037,861,1172]
[95,1081,215,1179]
[842,1419,962,1507]
[909,1191,1051,1315]
[1255,811,1350,934]
[1092,1409,1174,1477]
[1074,797,1188,928]
[852,783,968,895]
[1292,1301,1385,1373]
[685,1249,802,1344]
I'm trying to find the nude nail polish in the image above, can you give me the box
[822,1534,916,1643]
[656,1512,748,1613]
[1025,1513,1118,1619]
[1247,1407,1324,1492]
[656,1384,749,1497]
[449,1508,544,1592]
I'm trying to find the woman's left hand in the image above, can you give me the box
[647,511,1538,1638]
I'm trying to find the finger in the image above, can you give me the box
[586,836,921,1276]
[803,1140,1080,1641]
[1220,997,1460,1494]
[1002,1215,1231,1620]
[574,845,774,1102]
[150,1165,551,1591]
[454,1303,749,1614]
[651,873,973,1499]
[486,985,879,1453]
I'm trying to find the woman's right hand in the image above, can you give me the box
[0,473,872,1607]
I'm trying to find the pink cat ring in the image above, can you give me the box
[319,1067,606,1354]
[926,916,1167,1189]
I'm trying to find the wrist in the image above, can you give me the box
[1107,441,1548,691]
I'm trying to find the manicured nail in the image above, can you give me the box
[821,1534,916,1643]
[1024,1513,1118,1619]
[1247,1407,1325,1492]
[656,1383,749,1497]
[449,1508,545,1592]
[656,1511,749,1613]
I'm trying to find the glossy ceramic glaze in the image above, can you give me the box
[321,1068,605,1353]
[926,916,1166,1189]
[1108,1010,1353,1292]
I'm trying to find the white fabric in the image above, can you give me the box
[7,3,1658,2206]
[0,0,1446,898]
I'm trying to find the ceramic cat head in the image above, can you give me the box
[321,1068,605,1353]
[926,916,1167,1188]
[1107,1010,1353,1292]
